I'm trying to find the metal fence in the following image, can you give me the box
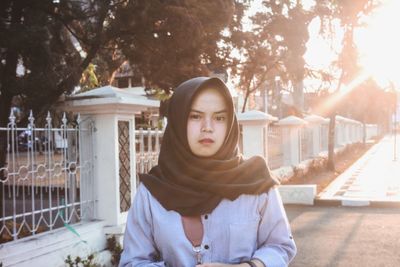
[133,126,286,172]
[135,128,163,184]
[132,122,356,179]
[0,111,95,243]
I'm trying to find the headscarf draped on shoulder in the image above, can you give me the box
[139,77,278,216]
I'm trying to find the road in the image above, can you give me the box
[286,204,400,267]
[286,135,400,266]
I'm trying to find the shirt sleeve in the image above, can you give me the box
[252,187,297,267]
[119,184,166,267]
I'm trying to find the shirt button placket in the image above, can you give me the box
[202,214,210,262]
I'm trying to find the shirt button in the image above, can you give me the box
[204,245,209,250]
[204,215,208,219]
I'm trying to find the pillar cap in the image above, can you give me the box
[60,85,160,115]
[304,114,328,124]
[276,115,308,126]
[237,110,278,124]
[336,115,362,124]
[336,115,351,123]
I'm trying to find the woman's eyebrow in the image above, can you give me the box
[190,109,228,114]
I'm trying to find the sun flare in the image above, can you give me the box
[355,0,400,88]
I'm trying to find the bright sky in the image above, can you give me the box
[304,17,342,71]
[305,0,400,91]
[355,0,400,89]
[247,0,400,92]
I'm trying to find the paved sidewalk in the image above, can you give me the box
[285,205,400,267]
[317,135,400,206]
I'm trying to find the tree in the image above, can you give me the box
[228,0,317,113]
[0,0,241,178]
[319,0,378,170]
[112,0,237,93]
[0,0,117,179]
[339,78,396,129]
[80,63,99,92]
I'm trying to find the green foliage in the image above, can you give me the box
[228,0,315,112]
[315,0,378,169]
[0,0,115,127]
[107,236,123,266]
[0,0,238,119]
[64,254,99,267]
[0,0,239,171]
[80,63,99,92]
[340,78,396,125]
[114,0,237,93]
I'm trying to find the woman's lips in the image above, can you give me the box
[199,138,214,144]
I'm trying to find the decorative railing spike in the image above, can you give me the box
[46,111,52,124]
[1,108,96,243]
[62,112,67,125]
[28,110,35,126]
[9,109,16,124]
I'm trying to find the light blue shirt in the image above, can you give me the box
[119,184,296,267]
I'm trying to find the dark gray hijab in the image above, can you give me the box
[139,77,278,216]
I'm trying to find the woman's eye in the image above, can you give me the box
[215,115,226,121]
[189,114,201,120]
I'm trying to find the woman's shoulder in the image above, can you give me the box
[135,183,173,213]
[241,186,279,200]
[136,182,146,194]
[134,183,154,203]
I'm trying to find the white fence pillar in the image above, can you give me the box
[358,123,363,142]
[237,110,277,160]
[63,85,159,227]
[365,124,378,141]
[335,123,340,148]
[320,118,330,152]
[349,122,354,143]
[344,121,349,145]
[349,120,359,143]
[276,116,308,166]
[304,114,327,157]
[336,116,346,147]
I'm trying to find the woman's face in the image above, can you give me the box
[187,87,228,157]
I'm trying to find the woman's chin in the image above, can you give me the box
[193,149,217,157]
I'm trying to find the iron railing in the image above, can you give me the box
[0,111,95,243]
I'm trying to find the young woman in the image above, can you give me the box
[119,77,296,267]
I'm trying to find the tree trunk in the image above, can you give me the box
[327,67,344,171]
[241,78,254,113]
[241,89,251,113]
[327,113,336,171]
[293,79,304,112]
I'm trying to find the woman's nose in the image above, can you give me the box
[201,118,213,133]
